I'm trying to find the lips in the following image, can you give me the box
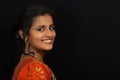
[42,39,53,44]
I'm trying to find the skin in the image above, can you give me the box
[19,14,56,60]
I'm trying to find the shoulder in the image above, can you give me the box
[20,60,44,75]
[20,60,43,73]
[18,59,52,80]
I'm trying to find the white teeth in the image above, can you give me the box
[43,40,52,43]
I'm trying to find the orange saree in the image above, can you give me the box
[12,57,56,80]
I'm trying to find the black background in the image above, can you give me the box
[0,0,120,80]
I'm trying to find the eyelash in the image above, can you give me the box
[37,26,55,31]
[38,27,44,31]
[49,26,55,31]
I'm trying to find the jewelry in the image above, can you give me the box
[22,52,43,62]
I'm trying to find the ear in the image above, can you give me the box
[18,30,24,39]
[18,30,28,42]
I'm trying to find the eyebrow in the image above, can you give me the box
[37,24,54,28]
[49,24,55,27]
[32,24,55,30]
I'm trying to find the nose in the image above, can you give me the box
[45,29,52,37]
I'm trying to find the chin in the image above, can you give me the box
[45,48,53,51]
[44,46,53,51]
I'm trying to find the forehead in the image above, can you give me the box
[32,14,53,26]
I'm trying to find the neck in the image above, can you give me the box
[22,51,45,62]
[24,42,45,61]
[33,51,45,61]
[24,49,45,61]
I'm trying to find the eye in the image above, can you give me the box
[49,26,55,31]
[37,27,44,31]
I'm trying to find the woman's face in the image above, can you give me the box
[27,14,56,52]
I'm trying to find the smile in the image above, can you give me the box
[42,39,53,43]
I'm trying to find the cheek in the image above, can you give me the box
[53,31,56,37]
[29,34,41,44]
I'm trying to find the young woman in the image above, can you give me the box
[12,4,57,80]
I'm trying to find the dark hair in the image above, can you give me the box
[15,4,54,53]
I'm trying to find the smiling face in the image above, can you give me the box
[26,14,56,53]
